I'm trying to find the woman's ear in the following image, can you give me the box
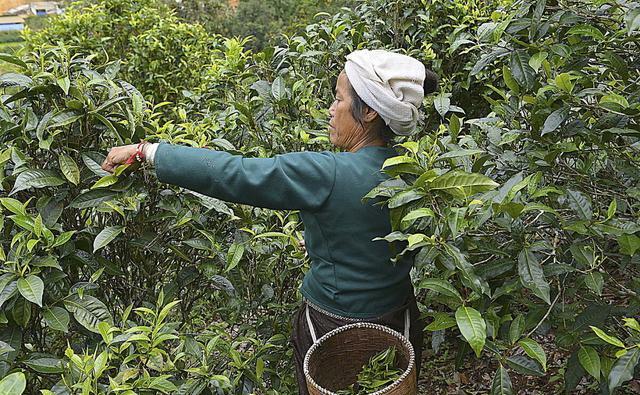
[361,105,379,123]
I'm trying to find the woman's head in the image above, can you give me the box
[328,71,384,150]
[329,50,438,151]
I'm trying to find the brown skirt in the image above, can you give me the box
[290,296,424,395]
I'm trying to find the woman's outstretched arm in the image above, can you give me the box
[103,143,337,211]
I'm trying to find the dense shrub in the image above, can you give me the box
[375,1,640,393]
[0,31,22,44]
[163,0,354,52]
[25,0,246,103]
[1,0,639,393]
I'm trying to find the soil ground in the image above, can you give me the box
[416,334,640,394]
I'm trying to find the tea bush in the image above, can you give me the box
[0,0,639,394]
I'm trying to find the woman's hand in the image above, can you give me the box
[101,144,138,173]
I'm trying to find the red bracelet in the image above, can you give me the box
[125,141,147,165]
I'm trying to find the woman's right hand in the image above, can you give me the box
[101,144,138,173]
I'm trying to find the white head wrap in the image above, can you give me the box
[344,49,425,136]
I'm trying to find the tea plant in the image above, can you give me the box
[1,0,639,393]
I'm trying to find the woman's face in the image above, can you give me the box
[328,72,362,149]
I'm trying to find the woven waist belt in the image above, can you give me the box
[303,298,410,344]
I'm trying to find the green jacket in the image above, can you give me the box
[154,143,412,318]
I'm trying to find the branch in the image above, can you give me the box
[526,291,561,338]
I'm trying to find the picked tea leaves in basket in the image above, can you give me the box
[336,346,404,395]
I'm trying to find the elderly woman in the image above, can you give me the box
[102,49,437,393]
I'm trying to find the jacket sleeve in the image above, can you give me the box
[154,143,336,211]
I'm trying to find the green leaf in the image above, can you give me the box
[92,113,121,144]
[49,110,82,129]
[225,243,244,273]
[509,314,525,344]
[584,272,604,296]
[541,107,569,135]
[567,24,605,40]
[444,245,490,296]
[147,376,178,393]
[502,65,520,94]
[0,73,31,87]
[570,244,595,268]
[425,312,457,331]
[64,294,113,333]
[566,189,592,220]
[91,175,119,190]
[429,171,499,199]
[57,77,70,95]
[506,355,544,377]
[600,93,629,111]
[623,318,640,332]
[401,208,435,223]
[382,155,418,168]
[625,8,640,34]
[158,300,181,324]
[419,278,463,303]
[388,189,425,209]
[10,170,65,195]
[449,114,461,138]
[565,351,586,392]
[579,346,601,381]
[33,214,42,238]
[520,203,558,216]
[24,357,64,373]
[477,22,497,41]
[0,340,14,354]
[0,197,26,216]
[528,51,548,72]
[608,348,640,393]
[517,249,551,304]
[0,280,18,309]
[490,364,513,395]
[271,76,287,101]
[434,94,450,117]
[470,48,510,76]
[618,235,640,256]
[0,372,26,394]
[82,152,110,177]
[58,154,80,185]
[518,338,547,371]
[94,96,128,113]
[0,53,27,69]
[43,306,70,333]
[51,230,75,248]
[188,191,234,216]
[93,226,124,253]
[12,297,31,327]
[17,275,44,307]
[70,190,117,209]
[510,50,536,89]
[555,73,574,94]
[607,198,617,219]
[455,306,486,357]
[438,149,485,160]
[590,326,625,348]
[36,111,54,143]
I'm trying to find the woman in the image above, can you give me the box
[102,49,438,393]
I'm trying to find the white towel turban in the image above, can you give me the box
[344,50,426,136]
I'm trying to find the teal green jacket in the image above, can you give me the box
[154,144,412,318]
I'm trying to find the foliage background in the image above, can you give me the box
[0,0,639,394]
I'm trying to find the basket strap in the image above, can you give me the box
[306,304,318,343]
[404,308,410,340]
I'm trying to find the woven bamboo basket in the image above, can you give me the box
[303,322,417,395]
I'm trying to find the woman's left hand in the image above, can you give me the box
[101,144,138,173]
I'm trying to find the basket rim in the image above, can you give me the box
[303,322,415,395]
